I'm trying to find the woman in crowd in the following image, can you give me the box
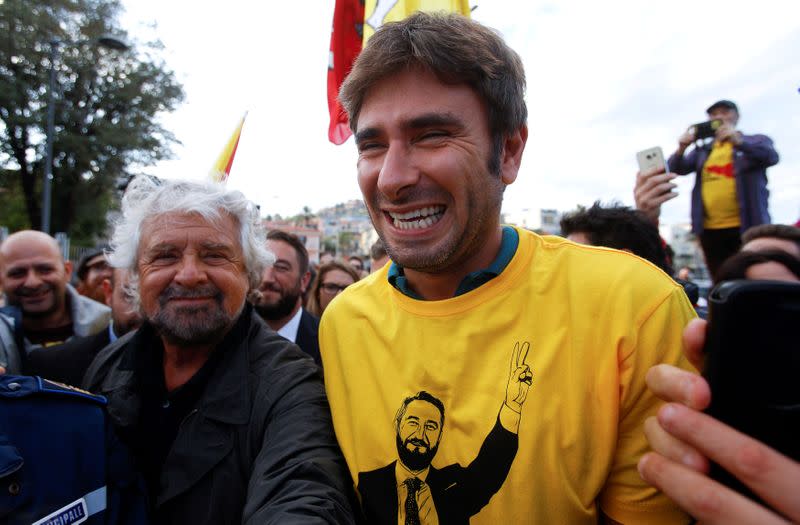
[306,261,361,317]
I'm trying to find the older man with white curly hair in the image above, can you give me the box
[83,176,355,524]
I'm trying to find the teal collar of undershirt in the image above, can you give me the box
[387,226,519,300]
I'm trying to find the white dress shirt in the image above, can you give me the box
[276,307,303,343]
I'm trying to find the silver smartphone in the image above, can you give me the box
[636,146,667,174]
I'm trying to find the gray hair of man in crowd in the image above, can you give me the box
[107,175,274,308]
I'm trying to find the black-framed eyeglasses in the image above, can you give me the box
[320,283,349,294]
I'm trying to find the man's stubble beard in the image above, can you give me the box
[372,189,501,275]
[10,283,63,318]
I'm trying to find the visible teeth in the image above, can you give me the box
[390,206,445,230]
[388,206,444,221]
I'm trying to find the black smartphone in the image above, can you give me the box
[703,280,800,503]
[690,119,723,140]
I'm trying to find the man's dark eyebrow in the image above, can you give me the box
[407,112,463,130]
[355,127,380,146]
[355,112,464,146]
[6,264,31,273]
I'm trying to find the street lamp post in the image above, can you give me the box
[40,35,129,234]
[41,39,59,234]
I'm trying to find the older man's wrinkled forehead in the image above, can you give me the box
[137,211,243,256]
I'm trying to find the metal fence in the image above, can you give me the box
[0,227,102,266]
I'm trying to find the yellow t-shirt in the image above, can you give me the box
[701,141,740,229]
[320,228,696,524]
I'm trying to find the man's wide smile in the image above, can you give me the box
[386,206,445,231]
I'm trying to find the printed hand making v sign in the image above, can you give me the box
[505,341,533,413]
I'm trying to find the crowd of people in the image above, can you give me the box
[1,11,798,525]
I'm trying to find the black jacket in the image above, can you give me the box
[295,309,321,366]
[83,308,355,524]
[26,329,111,386]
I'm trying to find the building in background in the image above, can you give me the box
[263,220,323,265]
[317,200,375,257]
[503,207,562,235]
[669,223,709,281]
[539,209,561,235]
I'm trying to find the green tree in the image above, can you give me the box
[0,0,184,243]
[338,231,359,255]
[322,236,337,255]
[287,205,316,227]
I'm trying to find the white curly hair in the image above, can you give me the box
[107,175,273,307]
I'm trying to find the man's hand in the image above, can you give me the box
[638,319,800,524]
[505,341,532,412]
[716,123,743,145]
[679,128,696,148]
[0,366,5,375]
[634,166,678,225]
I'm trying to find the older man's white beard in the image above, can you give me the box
[150,284,242,346]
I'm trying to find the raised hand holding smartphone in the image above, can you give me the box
[634,147,677,223]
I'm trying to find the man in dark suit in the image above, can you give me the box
[358,389,525,525]
[252,230,321,364]
[26,268,141,385]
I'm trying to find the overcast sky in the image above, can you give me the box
[120,0,800,230]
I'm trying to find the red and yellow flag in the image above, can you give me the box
[327,0,471,144]
[209,112,247,183]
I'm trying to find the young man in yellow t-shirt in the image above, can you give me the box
[322,12,696,524]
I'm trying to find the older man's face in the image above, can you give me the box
[136,212,249,345]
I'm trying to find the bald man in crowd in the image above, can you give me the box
[0,230,110,374]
